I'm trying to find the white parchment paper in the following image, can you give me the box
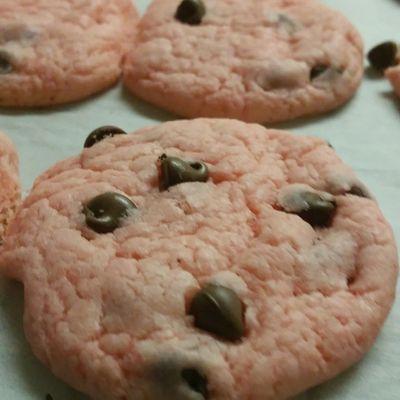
[0,1,398,399]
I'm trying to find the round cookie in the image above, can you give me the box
[0,131,20,240]
[0,119,397,400]
[0,0,138,107]
[123,0,364,123]
[386,65,400,98]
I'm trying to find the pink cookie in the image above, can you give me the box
[0,0,138,107]
[124,0,364,123]
[0,132,20,240]
[386,65,400,97]
[1,119,397,400]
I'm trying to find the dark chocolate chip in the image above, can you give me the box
[1,26,36,43]
[84,126,127,148]
[181,369,209,399]
[45,395,53,400]
[296,192,336,227]
[347,185,369,198]
[310,64,329,80]
[368,41,398,71]
[0,51,12,74]
[347,275,356,286]
[277,14,298,34]
[189,284,245,341]
[83,192,136,233]
[158,154,209,191]
[175,0,206,25]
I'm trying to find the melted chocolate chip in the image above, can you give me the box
[310,64,329,80]
[158,154,209,191]
[347,275,356,286]
[189,284,245,341]
[277,14,298,35]
[181,369,209,399]
[83,192,136,233]
[347,185,369,198]
[0,51,12,74]
[84,126,127,148]
[175,0,206,25]
[296,192,337,227]
[0,26,36,43]
[368,41,398,71]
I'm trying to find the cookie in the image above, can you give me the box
[0,132,20,240]
[1,119,397,400]
[123,0,364,123]
[0,0,138,107]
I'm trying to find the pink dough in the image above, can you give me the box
[386,65,400,98]
[124,0,364,123]
[0,131,20,240]
[0,119,397,400]
[0,0,138,107]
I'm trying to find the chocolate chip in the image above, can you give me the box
[175,0,206,25]
[84,126,127,148]
[310,64,329,80]
[158,154,209,191]
[368,41,398,71]
[296,192,336,227]
[45,395,53,400]
[347,275,356,286]
[347,185,369,198]
[0,51,12,74]
[189,284,245,341]
[0,26,36,43]
[181,369,209,399]
[277,14,298,35]
[83,192,136,233]
[150,359,209,399]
